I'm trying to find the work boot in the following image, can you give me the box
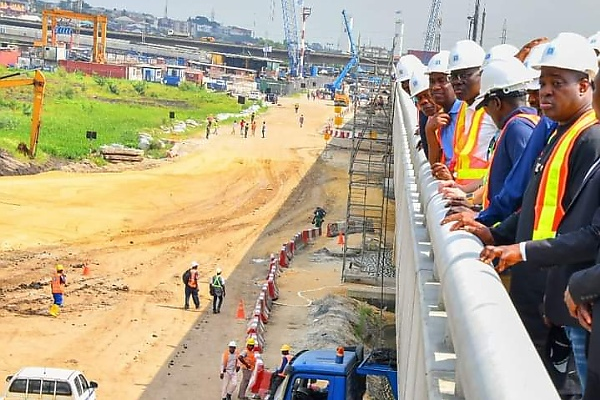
[226,395,232,400]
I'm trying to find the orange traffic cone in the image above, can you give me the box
[337,232,345,245]
[82,264,90,276]
[236,299,246,320]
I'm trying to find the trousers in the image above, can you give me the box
[222,371,238,398]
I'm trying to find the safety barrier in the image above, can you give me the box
[393,86,560,399]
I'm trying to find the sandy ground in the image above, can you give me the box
[0,95,353,399]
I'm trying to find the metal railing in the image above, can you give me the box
[393,84,560,400]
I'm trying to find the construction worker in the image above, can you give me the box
[232,120,238,135]
[251,120,257,137]
[251,112,256,123]
[237,337,256,400]
[410,70,442,157]
[312,207,326,228]
[432,40,498,193]
[210,267,226,314]
[294,103,299,114]
[220,341,240,400]
[299,114,304,128]
[424,50,462,166]
[268,344,292,395]
[261,121,267,138]
[396,54,426,95]
[51,264,67,306]
[589,31,600,57]
[444,33,600,393]
[184,261,200,310]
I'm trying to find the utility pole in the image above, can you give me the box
[479,7,486,47]
[500,19,508,44]
[298,6,311,78]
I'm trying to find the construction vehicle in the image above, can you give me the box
[325,10,359,107]
[35,9,107,64]
[267,346,398,400]
[0,70,46,158]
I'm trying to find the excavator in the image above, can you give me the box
[0,70,46,158]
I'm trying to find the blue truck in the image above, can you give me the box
[267,346,398,400]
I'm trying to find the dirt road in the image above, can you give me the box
[0,96,345,399]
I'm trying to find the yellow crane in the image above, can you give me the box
[0,71,46,158]
[35,9,108,64]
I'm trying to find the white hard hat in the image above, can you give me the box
[228,341,237,347]
[396,54,426,82]
[448,40,486,72]
[191,261,199,268]
[523,42,550,91]
[474,57,532,109]
[589,31,600,52]
[216,267,222,274]
[482,44,519,67]
[533,32,598,78]
[409,71,430,98]
[425,50,450,75]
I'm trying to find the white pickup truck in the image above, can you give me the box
[1,367,98,400]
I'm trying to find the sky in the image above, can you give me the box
[53,0,600,51]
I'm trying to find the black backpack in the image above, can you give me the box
[182,269,191,285]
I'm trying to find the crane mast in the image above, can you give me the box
[423,0,442,51]
[281,0,300,77]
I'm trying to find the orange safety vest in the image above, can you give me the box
[278,354,293,377]
[51,273,64,294]
[241,349,256,370]
[532,109,598,240]
[454,107,488,181]
[188,270,198,288]
[222,349,239,372]
[436,102,467,167]
[482,113,541,208]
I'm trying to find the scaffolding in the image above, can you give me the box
[341,52,396,283]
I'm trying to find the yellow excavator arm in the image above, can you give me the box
[0,70,46,157]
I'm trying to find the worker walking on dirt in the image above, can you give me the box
[51,264,67,307]
[240,119,245,136]
[237,338,256,399]
[312,207,327,228]
[206,124,211,140]
[244,123,249,139]
[268,344,292,395]
[251,112,255,123]
[299,114,305,128]
[294,103,299,113]
[232,120,237,135]
[213,119,219,135]
[220,341,240,400]
[261,121,267,139]
[251,120,257,137]
[210,267,226,314]
[183,261,200,310]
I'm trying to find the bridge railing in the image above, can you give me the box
[393,85,560,400]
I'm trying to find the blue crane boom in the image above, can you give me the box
[326,9,358,93]
[281,0,300,77]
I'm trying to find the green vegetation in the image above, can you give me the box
[0,67,243,160]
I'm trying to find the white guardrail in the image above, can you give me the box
[392,84,560,400]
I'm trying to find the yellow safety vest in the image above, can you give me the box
[454,108,489,181]
[532,109,598,240]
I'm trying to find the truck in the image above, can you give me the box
[267,346,398,400]
[1,367,98,400]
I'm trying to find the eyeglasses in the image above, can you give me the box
[450,69,481,82]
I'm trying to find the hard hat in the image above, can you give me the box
[246,337,256,346]
[396,54,426,82]
[448,40,486,72]
[280,344,291,352]
[425,50,450,75]
[216,267,222,275]
[56,264,64,272]
[523,42,550,90]
[482,44,519,67]
[409,71,430,98]
[589,31,600,53]
[474,57,532,109]
[533,32,598,78]
[191,261,199,268]
[228,341,237,347]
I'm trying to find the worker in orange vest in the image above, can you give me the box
[268,344,292,395]
[237,337,256,400]
[184,261,200,310]
[51,264,67,306]
[220,341,240,400]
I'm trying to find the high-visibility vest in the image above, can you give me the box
[51,273,64,294]
[222,349,239,372]
[241,349,256,370]
[454,107,489,181]
[277,354,293,377]
[212,275,223,288]
[188,270,198,288]
[482,113,541,208]
[436,102,467,167]
[532,109,598,240]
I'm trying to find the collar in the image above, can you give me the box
[499,106,538,129]
[447,99,463,115]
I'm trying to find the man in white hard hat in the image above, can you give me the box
[446,33,600,393]
[432,40,498,194]
[221,340,240,400]
[210,267,226,314]
[589,32,600,58]
[396,54,425,95]
[410,70,441,158]
[183,261,200,310]
[424,50,463,166]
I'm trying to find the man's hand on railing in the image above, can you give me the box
[431,163,454,181]
[440,186,467,200]
[445,205,478,217]
[479,244,522,272]
[440,212,495,245]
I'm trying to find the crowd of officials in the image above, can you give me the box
[396,31,600,399]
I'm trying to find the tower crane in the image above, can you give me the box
[280,0,300,77]
[325,9,358,106]
[423,0,442,52]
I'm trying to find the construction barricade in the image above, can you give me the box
[249,354,271,398]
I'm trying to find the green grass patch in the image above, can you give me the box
[0,67,248,160]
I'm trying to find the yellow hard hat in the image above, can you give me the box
[246,337,256,346]
[280,344,291,352]
[56,264,64,272]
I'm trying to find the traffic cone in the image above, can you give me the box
[337,232,345,245]
[82,264,90,276]
[236,299,246,320]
